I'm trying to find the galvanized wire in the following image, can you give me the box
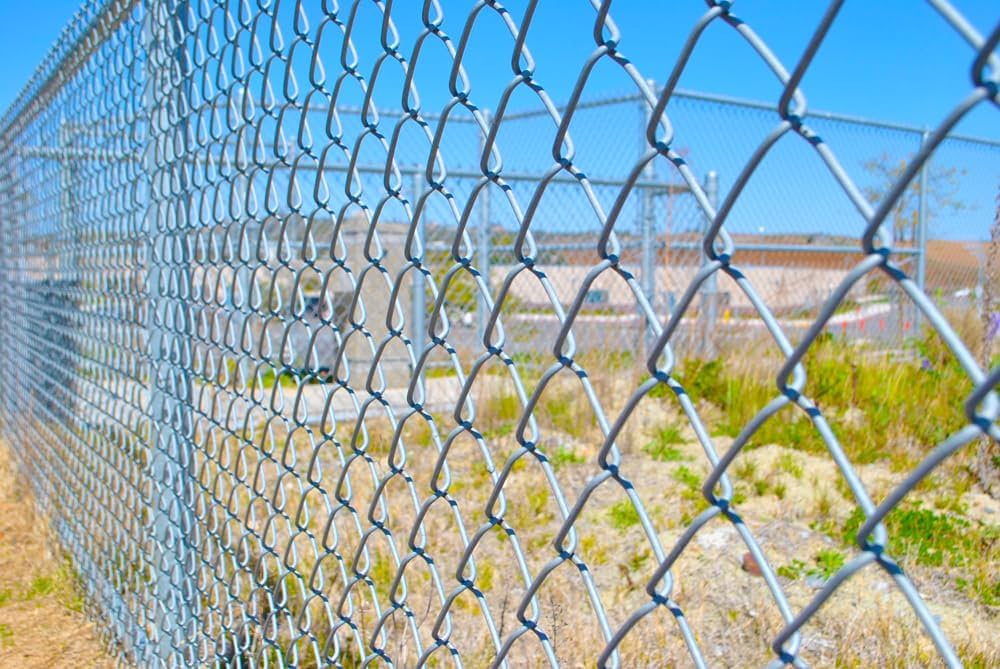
[0,1,997,667]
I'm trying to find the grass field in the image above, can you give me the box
[1,309,998,667]
[172,313,1000,667]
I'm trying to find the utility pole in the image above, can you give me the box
[702,171,719,356]
[477,110,493,346]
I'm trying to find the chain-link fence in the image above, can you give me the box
[0,1,998,667]
[459,91,1000,359]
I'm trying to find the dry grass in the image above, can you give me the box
[0,444,114,668]
[191,333,1000,667]
[4,311,998,667]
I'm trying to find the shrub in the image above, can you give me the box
[608,500,641,530]
[841,503,999,606]
[642,423,688,462]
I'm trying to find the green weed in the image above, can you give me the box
[814,489,834,519]
[368,553,395,602]
[778,453,804,479]
[753,477,770,497]
[778,549,846,581]
[643,441,686,462]
[671,465,706,511]
[672,465,701,491]
[253,366,302,390]
[423,363,460,379]
[627,550,651,572]
[475,560,495,593]
[671,332,971,466]
[734,458,758,481]
[653,423,685,446]
[812,549,847,579]
[841,503,999,606]
[608,500,641,530]
[642,423,688,462]
[24,575,57,600]
[540,388,594,441]
[579,532,609,565]
[777,559,807,581]
[550,446,585,469]
[527,486,552,520]
[479,392,521,438]
[2,558,86,612]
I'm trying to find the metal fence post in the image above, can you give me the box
[640,83,656,356]
[702,170,719,355]
[0,166,13,422]
[58,118,70,273]
[916,129,930,332]
[143,1,198,664]
[412,168,427,383]
[477,110,493,345]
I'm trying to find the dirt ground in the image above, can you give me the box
[0,444,114,668]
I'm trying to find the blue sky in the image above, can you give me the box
[0,0,85,114]
[2,1,996,136]
[0,1,996,242]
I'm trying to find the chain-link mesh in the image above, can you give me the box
[0,1,998,667]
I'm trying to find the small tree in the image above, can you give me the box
[862,153,967,245]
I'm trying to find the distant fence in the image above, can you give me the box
[0,1,998,667]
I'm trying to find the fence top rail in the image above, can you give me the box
[502,87,1000,148]
[4,1,997,151]
[0,0,139,142]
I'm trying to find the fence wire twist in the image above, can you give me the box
[0,1,998,667]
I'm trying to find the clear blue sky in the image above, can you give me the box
[0,0,84,113]
[0,1,996,243]
[1,1,996,137]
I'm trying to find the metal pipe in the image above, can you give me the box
[411,169,426,383]
[14,146,693,194]
[386,236,915,257]
[498,87,1000,148]
[144,2,198,663]
[236,157,692,191]
[655,240,920,256]
[703,171,719,355]
[640,83,656,354]
[207,100,480,125]
[916,129,930,319]
[477,110,493,345]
